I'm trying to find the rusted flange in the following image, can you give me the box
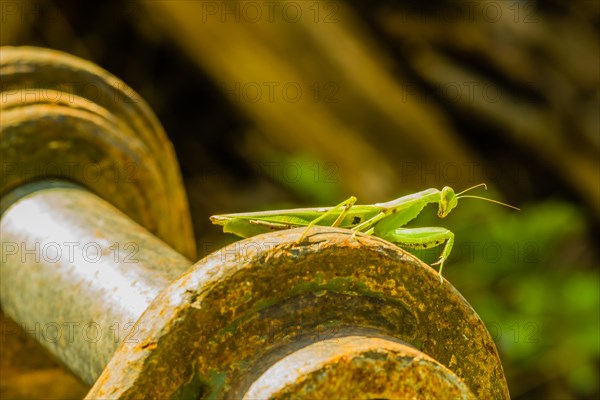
[0,46,195,259]
[87,226,509,399]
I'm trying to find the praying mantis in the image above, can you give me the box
[210,184,519,282]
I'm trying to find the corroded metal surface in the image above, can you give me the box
[87,226,509,399]
[0,184,191,385]
[243,336,476,399]
[0,46,195,259]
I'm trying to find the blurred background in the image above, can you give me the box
[1,0,598,399]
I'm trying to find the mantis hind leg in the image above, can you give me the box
[298,196,357,242]
[378,227,454,283]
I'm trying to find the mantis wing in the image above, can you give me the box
[210,205,381,238]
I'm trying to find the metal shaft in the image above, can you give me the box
[0,182,192,385]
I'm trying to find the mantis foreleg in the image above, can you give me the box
[377,227,455,283]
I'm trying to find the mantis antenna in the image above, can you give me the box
[456,183,520,211]
[456,183,487,196]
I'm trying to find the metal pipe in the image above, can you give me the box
[0,182,191,385]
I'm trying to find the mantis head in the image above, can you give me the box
[439,183,520,218]
[438,186,458,218]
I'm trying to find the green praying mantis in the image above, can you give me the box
[210,184,519,282]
